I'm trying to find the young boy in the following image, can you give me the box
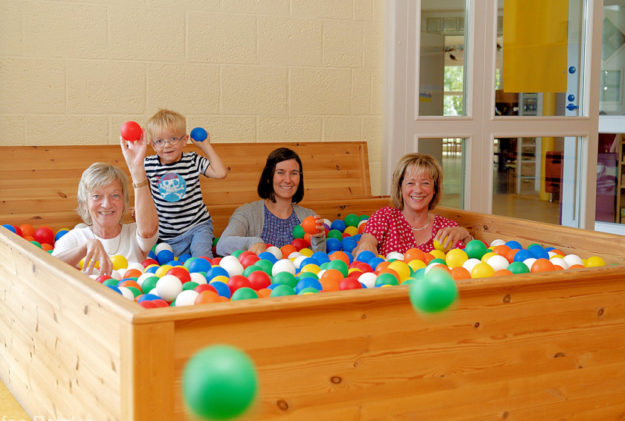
[144,109,227,258]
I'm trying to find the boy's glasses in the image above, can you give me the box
[152,136,185,147]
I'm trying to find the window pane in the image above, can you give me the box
[596,133,624,224]
[495,0,586,117]
[492,136,582,225]
[420,1,468,116]
[599,2,625,115]
[418,138,465,209]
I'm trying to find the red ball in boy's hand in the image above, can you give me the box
[120,121,143,141]
[301,215,319,235]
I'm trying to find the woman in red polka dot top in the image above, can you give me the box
[353,153,472,257]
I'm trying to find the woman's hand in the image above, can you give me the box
[82,238,113,276]
[248,242,267,255]
[352,233,378,257]
[120,131,148,178]
[434,226,472,249]
[310,215,326,238]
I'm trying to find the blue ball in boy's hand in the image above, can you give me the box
[190,127,208,142]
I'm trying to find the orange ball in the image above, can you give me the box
[404,248,427,263]
[280,244,297,258]
[195,290,221,304]
[530,258,556,272]
[450,266,471,280]
[119,280,141,290]
[492,245,512,258]
[301,215,319,234]
[257,288,272,298]
[123,268,143,279]
[329,251,350,265]
[19,224,35,238]
[493,269,513,277]
[40,243,54,251]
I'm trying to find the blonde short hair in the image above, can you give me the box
[145,109,186,143]
[76,163,129,225]
[390,153,443,210]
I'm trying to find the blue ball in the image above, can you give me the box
[355,250,376,263]
[106,285,121,294]
[2,224,16,234]
[513,249,533,262]
[178,253,192,263]
[341,237,358,253]
[169,260,184,267]
[148,249,157,259]
[368,256,385,270]
[206,266,229,280]
[298,257,318,269]
[528,245,549,259]
[137,293,161,303]
[156,249,174,265]
[326,238,342,252]
[55,229,69,241]
[311,251,330,265]
[330,219,346,232]
[145,265,159,274]
[257,251,277,264]
[505,240,523,250]
[295,278,323,294]
[190,127,207,142]
[210,280,231,298]
[187,257,212,273]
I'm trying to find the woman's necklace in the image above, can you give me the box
[91,226,122,255]
[411,221,430,231]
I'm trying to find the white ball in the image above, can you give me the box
[490,239,506,247]
[317,269,326,279]
[126,262,145,273]
[550,257,568,269]
[487,255,509,272]
[425,262,448,274]
[462,258,482,273]
[117,286,135,300]
[293,255,308,270]
[523,258,537,270]
[175,290,199,307]
[358,272,377,288]
[288,251,303,260]
[266,246,282,260]
[110,270,123,280]
[564,254,583,267]
[386,251,404,261]
[190,272,207,284]
[358,219,368,228]
[154,242,173,255]
[323,218,332,228]
[219,255,244,277]
[156,274,182,302]
[137,272,156,287]
[272,258,296,276]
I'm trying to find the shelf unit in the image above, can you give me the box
[617,134,625,224]
[516,137,537,194]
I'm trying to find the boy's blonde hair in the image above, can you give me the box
[390,153,443,211]
[145,109,186,142]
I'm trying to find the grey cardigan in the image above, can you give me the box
[215,200,326,256]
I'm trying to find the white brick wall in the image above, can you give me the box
[0,0,384,194]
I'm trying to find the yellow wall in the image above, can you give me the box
[0,0,384,194]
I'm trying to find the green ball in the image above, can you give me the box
[297,287,320,295]
[297,271,319,280]
[409,267,458,313]
[327,260,349,277]
[140,276,159,294]
[375,272,399,287]
[231,287,259,301]
[102,279,119,287]
[429,258,447,266]
[269,284,295,297]
[213,237,219,246]
[231,250,244,258]
[182,281,199,291]
[254,259,273,275]
[243,265,260,277]
[465,239,487,260]
[327,229,343,241]
[359,214,369,221]
[126,286,142,298]
[292,224,305,239]
[344,213,360,227]
[272,272,297,288]
[182,345,258,420]
[508,261,530,274]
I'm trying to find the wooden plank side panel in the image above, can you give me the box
[145,267,625,420]
[0,230,138,420]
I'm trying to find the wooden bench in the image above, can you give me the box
[1,142,625,419]
[0,142,390,234]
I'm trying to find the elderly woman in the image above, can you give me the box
[216,147,325,256]
[52,136,158,276]
[353,153,472,257]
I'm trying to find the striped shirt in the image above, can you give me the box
[144,152,211,240]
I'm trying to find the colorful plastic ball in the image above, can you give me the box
[205,266,229,281]
[190,127,208,142]
[450,266,471,280]
[256,251,276,264]
[110,254,128,271]
[445,248,468,268]
[120,121,143,141]
[528,245,549,260]
[219,255,244,277]
[339,277,363,290]
[209,280,231,299]
[367,257,385,271]
[375,272,399,287]
[270,258,294,276]
[531,258,556,272]
[156,249,175,265]
[344,226,359,237]
[461,258,481,273]
[387,260,411,283]
[247,271,271,290]
[327,229,343,241]
[175,290,200,306]
[34,226,55,246]
[464,240,487,260]
[137,293,161,303]
[507,261,529,274]
[194,290,221,304]
[182,345,258,420]
[356,272,376,288]
[53,229,68,242]
[327,259,349,277]
[470,262,495,278]
[563,254,584,267]
[344,213,360,228]
[272,271,297,288]
[19,224,35,237]
[341,237,358,253]
[186,257,212,273]
[231,287,259,301]
[326,238,342,253]
[292,224,305,239]
[486,255,509,272]
[298,287,320,295]
[585,256,606,267]
[505,240,523,250]
[330,219,346,232]
[301,215,319,235]
[409,267,458,313]
[295,278,323,294]
[489,239,506,247]
[156,275,183,301]
[523,257,537,270]
[549,257,568,269]
[512,249,533,263]
[265,246,282,260]
[227,275,251,293]
[253,259,274,275]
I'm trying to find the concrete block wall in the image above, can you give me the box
[0,0,384,195]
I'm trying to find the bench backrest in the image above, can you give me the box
[0,142,373,231]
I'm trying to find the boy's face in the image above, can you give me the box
[151,127,187,164]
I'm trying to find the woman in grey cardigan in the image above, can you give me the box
[216,148,326,256]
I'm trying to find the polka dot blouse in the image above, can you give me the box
[362,206,459,255]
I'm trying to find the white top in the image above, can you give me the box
[52,223,158,265]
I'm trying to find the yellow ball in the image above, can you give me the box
[154,264,173,278]
[299,248,313,257]
[408,259,426,272]
[433,237,449,252]
[210,275,230,284]
[480,251,497,262]
[78,258,99,270]
[344,226,359,236]
[348,268,363,276]
[429,249,446,260]
[445,248,468,268]
[110,254,128,271]
[388,260,411,282]
[470,262,495,278]
[585,256,606,267]
[301,263,321,274]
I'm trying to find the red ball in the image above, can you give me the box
[227,275,251,293]
[166,267,191,284]
[339,277,363,291]
[194,284,218,294]
[120,121,143,141]
[142,258,159,268]
[301,215,319,234]
[291,238,309,251]
[34,226,55,246]
[247,271,271,291]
